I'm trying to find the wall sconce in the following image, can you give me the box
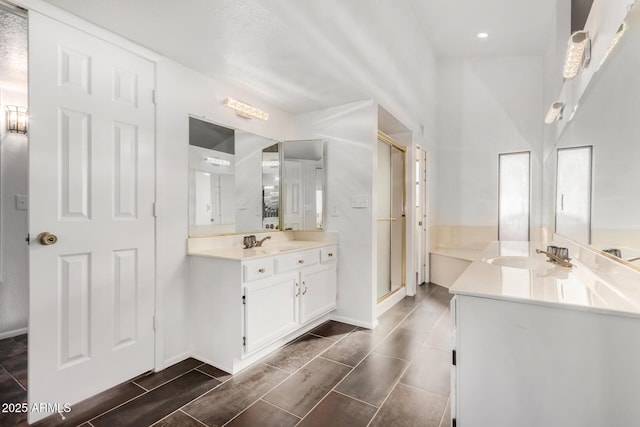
[544,101,564,124]
[563,30,591,79]
[5,105,28,134]
[223,97,269,121]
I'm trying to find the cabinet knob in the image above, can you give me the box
[298,259,304,264]
[258,268,265,273]
[328,253,333,257]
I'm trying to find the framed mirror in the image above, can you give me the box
[544,6,640,266]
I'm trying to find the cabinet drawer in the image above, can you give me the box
[276,250,319,273]
[243,259,274,282]
[320,246,337,263]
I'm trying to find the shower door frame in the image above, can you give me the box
[376,131,406,302]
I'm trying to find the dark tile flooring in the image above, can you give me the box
[0,284,453,427]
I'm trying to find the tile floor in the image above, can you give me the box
[0,284,453,427]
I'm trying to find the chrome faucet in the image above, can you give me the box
[535,248,574,268]
[255,236,272,247]
[243,235,257,249]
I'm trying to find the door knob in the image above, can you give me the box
[37,232,58,245]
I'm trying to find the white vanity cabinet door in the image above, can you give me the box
[243,272,299,354]
[300,262,337,324]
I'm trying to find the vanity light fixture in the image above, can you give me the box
[544,101,565,124]
[563,30,591,79]
[600,22,627,67]
[223,97,269,121]
[203,156,231,166]
[5,105,28,134]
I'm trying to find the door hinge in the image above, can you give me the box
[153,315,159,331]
[152,202,158,217]
[452,349,457,366]
[25,233,30,245]
[242,295,246,305]
[152,89,157,104]
[242,336,246,347]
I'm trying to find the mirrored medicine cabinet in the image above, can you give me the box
[188,116,324,237]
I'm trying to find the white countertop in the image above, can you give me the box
[188,239,335,261]
[450,241,640,318]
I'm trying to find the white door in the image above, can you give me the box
[194,171,212,225]
[415,148,428,284]
[556,146,592,244]
[283,160,303,230]
[28,12,155,422]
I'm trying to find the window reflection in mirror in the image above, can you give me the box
[282,139,324,231]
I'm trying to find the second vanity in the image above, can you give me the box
[449,241,640,427]
[188,233,337,374]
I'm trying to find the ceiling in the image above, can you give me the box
[0,6,27,93]
[5,1,564,116]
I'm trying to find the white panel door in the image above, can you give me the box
[283,160,303,230]
[556,146,592,244]
[28,12,155,422]
[415,148,428,284]
[194,171,212,225]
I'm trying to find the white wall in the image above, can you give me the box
[434,56,545,248]
[0,88,29,338]
[155,59,294,367]
[292,100,378,328]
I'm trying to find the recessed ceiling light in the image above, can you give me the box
[477,32,489,39]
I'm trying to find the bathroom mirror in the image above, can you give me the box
[544,5,640,264]
[188,117,280,236]
[282,139,324,231]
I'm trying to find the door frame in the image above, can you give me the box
[415,146,428,285]
[15,0,165,373]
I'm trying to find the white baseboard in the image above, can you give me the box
[329,314,376,330]
[160,351,191,372]
[376,288,407,316]
[0,327,28,340]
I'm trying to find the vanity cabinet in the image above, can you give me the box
[451,294,640,427]
[190,244,337,374]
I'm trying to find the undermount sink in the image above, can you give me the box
[485,256,552,270]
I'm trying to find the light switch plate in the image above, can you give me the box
[351,194,369,208]
[15,194,28,210]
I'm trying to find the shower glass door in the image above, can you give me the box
[377,133,405,300]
